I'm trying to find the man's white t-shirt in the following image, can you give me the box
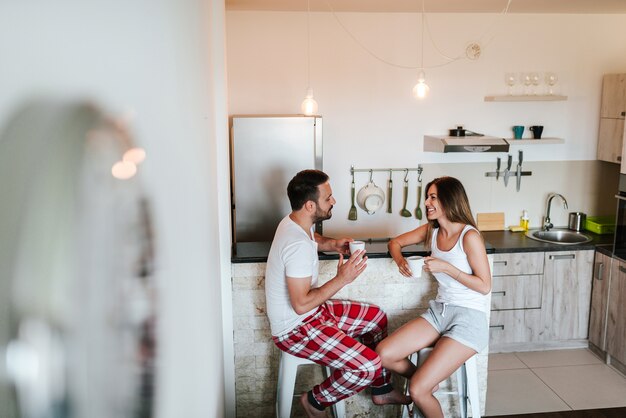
[265,215,319,336]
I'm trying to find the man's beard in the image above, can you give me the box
[313,206,332,223]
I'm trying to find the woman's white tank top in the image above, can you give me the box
[430,225,490,314]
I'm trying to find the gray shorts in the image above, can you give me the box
[421,300,489,353]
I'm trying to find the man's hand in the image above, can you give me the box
[314,234,352,254]
[336,250,367,284]
[333,238,352,255]
[287,250,368,314]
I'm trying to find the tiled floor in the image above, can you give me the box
[486,349,626,416]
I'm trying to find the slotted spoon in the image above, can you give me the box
[400,177,412,217]
[348,171,357,221]
[415,180,423,220]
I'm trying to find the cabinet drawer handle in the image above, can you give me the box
[621,111,625,117]
[620,266,626,274]
[490,325,505,330]
[492,291,506,296]
[596,262,604,280]
[549,254,575,260]
[619,156,623,162]
[494,260,508,266]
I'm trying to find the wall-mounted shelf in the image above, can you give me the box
[506,138,564,145]
[484,95,568,102]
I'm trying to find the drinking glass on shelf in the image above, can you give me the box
[505,73,516,95]
[521,73,532,95]
[530,72,540,95]
[545,72,558,95]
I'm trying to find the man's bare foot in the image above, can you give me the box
[299,392,327,418]
[371,387,412,405]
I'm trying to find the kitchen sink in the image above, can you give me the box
[525,229,593,245]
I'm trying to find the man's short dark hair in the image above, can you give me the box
[287,169,329,210]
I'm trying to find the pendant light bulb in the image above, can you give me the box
[301,87,318,115]
[413,70,429,99]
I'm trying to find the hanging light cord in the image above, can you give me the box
[419,0,424,69]
[323,0,512,70]
[306,0,311,87]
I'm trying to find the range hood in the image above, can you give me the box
[424,135,510,153]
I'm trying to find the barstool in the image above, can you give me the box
[402,347,481,418]
[275,351,346,418]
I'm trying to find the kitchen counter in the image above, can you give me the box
[230,228,615,416]
[232,229,613,263]
[232,239,437,263]
[481,229,614,253]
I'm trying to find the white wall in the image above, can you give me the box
[0,1,230,417]
[226,11,626,236]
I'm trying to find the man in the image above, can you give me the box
[265,169,410,417]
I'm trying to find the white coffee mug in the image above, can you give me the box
[349,240,366,254]
[406,256,425,278]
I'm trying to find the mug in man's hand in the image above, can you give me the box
[349,240,365,255]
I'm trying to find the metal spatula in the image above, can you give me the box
[348,171,357,221]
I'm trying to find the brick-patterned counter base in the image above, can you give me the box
[232,258,489,417]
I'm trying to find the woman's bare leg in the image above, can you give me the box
[408,337,476,418]
[375,317,440,378]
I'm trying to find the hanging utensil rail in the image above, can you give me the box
[350,166,423,175]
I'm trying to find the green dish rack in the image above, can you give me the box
[584,216,615,235]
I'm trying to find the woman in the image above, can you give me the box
[376,176,491,418]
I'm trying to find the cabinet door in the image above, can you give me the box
[541,250,594,340]
[600,74,626,119]
[607,259,626,365]
[492,252,544,276]
[490,309,542,345]
[588,252,611,350]
[620,121,626,174]
[598,117,625,164]
[491,274,543,310]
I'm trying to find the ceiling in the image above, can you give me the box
[225,0,626,14]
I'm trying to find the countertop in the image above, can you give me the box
[232,229,615,263]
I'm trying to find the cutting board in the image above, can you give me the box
[477,212,505,231]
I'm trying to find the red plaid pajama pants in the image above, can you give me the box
[272,299,390,407]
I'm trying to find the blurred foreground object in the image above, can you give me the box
[0,101,157,418]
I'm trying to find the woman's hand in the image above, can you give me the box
[422,256,451,274]
[395,257,413,278]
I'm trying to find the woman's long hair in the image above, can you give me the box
[424,176,479,249]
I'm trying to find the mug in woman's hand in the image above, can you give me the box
[406,256,425,278]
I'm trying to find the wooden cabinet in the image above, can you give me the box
[607,258,626,374]
[588,252,611,353]
[489,252,544,348]
[597,73,626,164]
[492,253,544,276]
[489,250,594,352]
[541,251,593,341]
[600,74,626,118]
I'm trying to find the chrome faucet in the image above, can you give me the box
[543,193,568,231]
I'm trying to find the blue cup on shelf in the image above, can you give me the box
[512,125,524,139]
